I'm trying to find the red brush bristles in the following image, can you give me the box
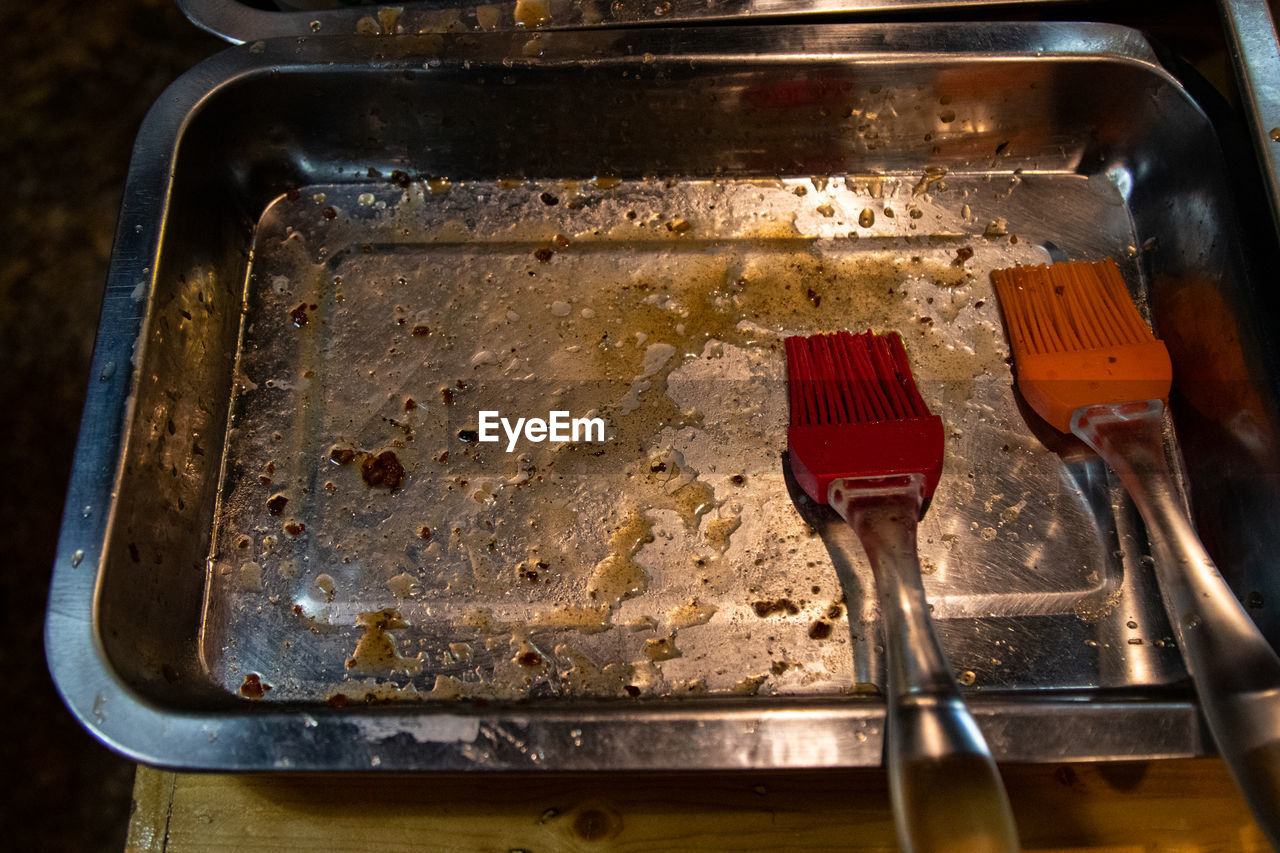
[786,330,944,505]
[786,331,932,427]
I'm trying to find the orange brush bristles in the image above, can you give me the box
[991,259,1172,432]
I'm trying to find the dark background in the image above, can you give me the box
[0,0,1253,849]
[0,2,219,849]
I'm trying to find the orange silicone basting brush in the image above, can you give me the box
[993,259,1280,845]
[786,331,1019,853]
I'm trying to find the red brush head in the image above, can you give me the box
[786,331,944,505]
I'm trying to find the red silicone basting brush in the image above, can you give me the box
[786,331,1019,853]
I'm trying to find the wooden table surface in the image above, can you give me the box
[126,758,1268,851]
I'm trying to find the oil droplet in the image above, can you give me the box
[587,510,654,607]
[958,670,976,686]
[668,599,717,630]
[513,0,550,27]
[702,513,741,554]
[644,635,681,661]
[858,208,875,228]
[347,608,421,673]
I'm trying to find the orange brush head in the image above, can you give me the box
[991,258,1172,432]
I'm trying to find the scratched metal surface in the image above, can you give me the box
[203,173,1185,704]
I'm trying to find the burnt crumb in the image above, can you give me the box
[322,206,337,220]
[411,324,431,336]
[665,219,692,233]
[457,429,479,443]
[808,620,833,640]
[554,233,571,248]
[404,397,418,412]
[367,167,382,179]
[286,187,302,202]
[752,599,800,618]
[624,685,641,697]
[806,288,822,308]
[974,300,985,309]
[953,246,974,266]
[239,673,271,699]
[518,651,544,668]
[266,494,289,516]
[326,693,350,708]
[650,461,667,473]
[770,660,789,675]
[995,140,1010,155]
[826,603,844,620]
[161,664,181,684]
[523,570,539,581]
[292,604,303,616]
[128,542,140,563]
[390,170,411,188]
[290,303,309,327]
[330,446,357,466]
[534,248,554,263]
[730,474,746,486]
[419,526,432,541]
[441,387,455,405]
[283,521,306,536]
[539,191,559,206]
[360,450,405,490]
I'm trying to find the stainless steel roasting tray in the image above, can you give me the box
[177,0,1081,43]
[46,23,1280,771]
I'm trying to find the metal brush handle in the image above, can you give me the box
[831,475,1020,853]
[1072,400,1280,848]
